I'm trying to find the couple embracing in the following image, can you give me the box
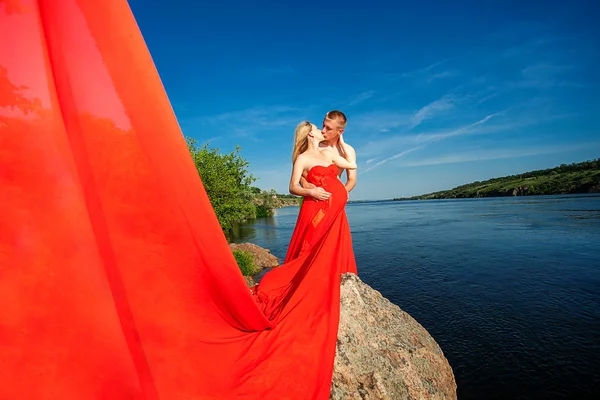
[245,109,359,397]
[251,110,358,309]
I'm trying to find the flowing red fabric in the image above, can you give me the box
[0,0,357,398]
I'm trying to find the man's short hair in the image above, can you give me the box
[325,110,347,128]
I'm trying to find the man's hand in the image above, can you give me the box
[309,187,331,201]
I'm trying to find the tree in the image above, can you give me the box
[186,138,257,234]
[254,189,278,218]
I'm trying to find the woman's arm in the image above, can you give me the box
[327,150,357,170]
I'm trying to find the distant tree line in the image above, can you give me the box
[395,158,600,201]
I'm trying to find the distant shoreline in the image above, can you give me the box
[394,158,600,202]
[347,192,600,204]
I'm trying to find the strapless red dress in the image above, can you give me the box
[252,161,358,324]
[0,1,356,399]
[286,163,357,265]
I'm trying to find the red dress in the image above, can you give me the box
[0,1,356,399]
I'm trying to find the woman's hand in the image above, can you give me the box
[309,187,331,201]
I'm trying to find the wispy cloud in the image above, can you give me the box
[476,92,499,105]
[347,90,375,106]
[180,105,306,140]
[511,62,581,89]
[396,141,600,168]
[414,111,505,142]
[399,60,457,86]
[202,106,299,126]
[410,94,460,129]
[363,145,426,173]
[360,111,504,172]
[500,36,554,60]
[204,136,222,143]
[349,110,414,134]
[400,60,446,78]
[429,70,458,81]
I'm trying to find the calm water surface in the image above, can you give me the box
[232,194,600,399]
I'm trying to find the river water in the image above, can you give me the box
[231,194,600,399]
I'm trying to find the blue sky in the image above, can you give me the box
[129,0,600,200]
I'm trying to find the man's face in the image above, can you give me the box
[321,118,344,141]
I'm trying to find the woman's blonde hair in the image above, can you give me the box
[292,120,315,163]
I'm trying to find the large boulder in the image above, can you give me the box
[332,273,457,400]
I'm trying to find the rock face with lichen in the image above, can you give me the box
[331,273,457,400]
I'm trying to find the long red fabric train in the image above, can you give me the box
[0,0,358,398]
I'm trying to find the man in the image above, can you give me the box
[300,110,357,200]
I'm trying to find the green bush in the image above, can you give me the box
[255,203,272,218]
[232,249,259,276]
[253,189,277,218]
[186,138,257,235]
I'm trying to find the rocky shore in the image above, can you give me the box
[273,196,300,208]
[230,243,457,399]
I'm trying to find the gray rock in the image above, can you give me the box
[243,275,255,288]
[230,242,279,271]
[332,273,457,400]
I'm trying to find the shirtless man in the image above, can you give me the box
[300,110,357,200]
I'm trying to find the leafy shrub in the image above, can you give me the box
[187,138,257,234]
[232,249,259,276]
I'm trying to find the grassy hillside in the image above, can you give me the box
[394,158,600,200]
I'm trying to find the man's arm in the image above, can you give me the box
[343,144,357,192]
[299,175,316,189]
[290,156,330,200]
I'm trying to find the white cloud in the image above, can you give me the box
[357,111,506,166]
[181,105,307,139]
[396,141,600,168]
[410,95,460,129]
[400,60,446,78]
[348,110,414,135]
[363,145,426,173]
[347,90,375,106]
